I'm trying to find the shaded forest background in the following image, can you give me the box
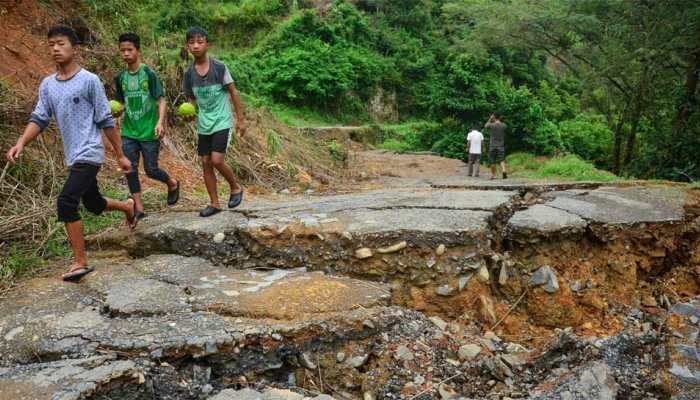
[85,0,700,180]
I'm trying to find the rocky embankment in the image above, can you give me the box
[1,176,699,399]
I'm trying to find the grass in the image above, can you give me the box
[506,152,619,182]
[378,138,413,152]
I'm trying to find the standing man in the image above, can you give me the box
[485,113,508,179]
[114,32,180,220]
[182,26,247,218]
[5,25,137,282]
[465,126,484,177]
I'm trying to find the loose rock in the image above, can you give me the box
[355,248,373,259]
[436,244,446,256]
[377,241,407,254]
[458,344,482,361]
[213,232,225,244]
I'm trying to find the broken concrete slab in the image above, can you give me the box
[546,186,687,225]
[105,278,191,316]
[241,188,515,216]
[0,356,139,400]
[90,192,497,278]
[429,177,605,192]
[507,204,587,235]
[96,255,390,319]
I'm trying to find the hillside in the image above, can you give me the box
[0,0,699,284]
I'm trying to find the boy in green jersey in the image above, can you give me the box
[114,32,180,219]
[182,27,247,218]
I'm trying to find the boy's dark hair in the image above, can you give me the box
[186,26,209,42]
[119,32,141,49]
[48,25,79,45]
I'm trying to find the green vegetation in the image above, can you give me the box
[3,0,699,285]
[507,153,619,182]
[83,0,700,182]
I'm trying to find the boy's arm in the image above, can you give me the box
[155,97,167,137]
[6,123,42,164]
[102,127,131,173]
[90,77,131,173]
[226,82,246,136]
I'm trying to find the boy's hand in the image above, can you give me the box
[155,122,165,138]
[236,120,247,137]
[182,115,195,123]
[118,156,132,173]
[112,109,123,119]
[6,143,24,164]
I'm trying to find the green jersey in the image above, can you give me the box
[182,57,235,135]
[114,64,164,141]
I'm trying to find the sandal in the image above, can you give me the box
[199,205,222,218]
[228,188,244,209]
[62,267,95,282]
[167,180,180,206]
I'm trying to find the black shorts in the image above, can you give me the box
[197,128,230,156]
[57,163,107,223]
[489,148,506,164]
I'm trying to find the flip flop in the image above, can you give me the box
[228,188,244,209]
[199,205,222,218]
[62,267,95,282]
[126,197,138,229]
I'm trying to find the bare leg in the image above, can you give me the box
[65,220,88,273]
[501,161,508,174]
[490,164,497,179]
[167,177,178,191]
[211,152,242,193]
[62,197,134,278]
[105,197,136,228]
[202,156,220,208]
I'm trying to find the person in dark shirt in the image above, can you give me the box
[484,113,508,179]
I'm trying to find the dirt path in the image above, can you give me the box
[1,152,700,399]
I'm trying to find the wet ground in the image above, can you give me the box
[1,151,699,399]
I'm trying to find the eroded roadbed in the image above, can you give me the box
[2,182,700,399]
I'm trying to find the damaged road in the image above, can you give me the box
[2,156,700,399]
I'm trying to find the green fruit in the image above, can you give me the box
[177,102,196,117]
[109,100,123,114]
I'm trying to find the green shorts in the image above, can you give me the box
[489,148,505,164]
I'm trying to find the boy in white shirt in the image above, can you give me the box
[465,127,484,177]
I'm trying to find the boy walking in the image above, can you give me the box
[485,113,508,180]
[182,27,246,217]
[5,25,137,281]
[465,127,484,177]
[114,32,180,219]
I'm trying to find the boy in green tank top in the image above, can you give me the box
[182,27,247,218]
[113,33,180,219]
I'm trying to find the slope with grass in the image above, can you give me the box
[506,153,619,182]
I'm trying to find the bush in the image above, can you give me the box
[379,138,413,152]
[508,153,618,182]
[558,113,613,167]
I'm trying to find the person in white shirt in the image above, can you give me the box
[465,128,484,177]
